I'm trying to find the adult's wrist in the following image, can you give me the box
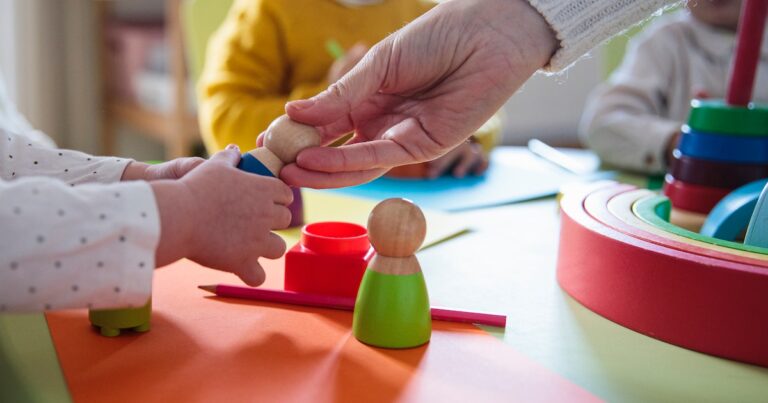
[474,0,558,74]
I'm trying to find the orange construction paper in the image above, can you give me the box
[46,259,598,403]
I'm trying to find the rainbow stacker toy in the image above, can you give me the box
[663,0,768,227]
[558,0,768,367]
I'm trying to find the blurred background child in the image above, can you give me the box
[198,0,497,179]
[580,0,768,174]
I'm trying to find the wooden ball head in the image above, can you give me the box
[368,197,426,253]
[239,115,322,177]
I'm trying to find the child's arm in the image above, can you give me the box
[2,129,136,185]
[0,177,159,312]
[579,27,681,174]
[0,146,294,313]
[198,0,327,151]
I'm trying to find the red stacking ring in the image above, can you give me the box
[663,175,732,214]
[670,152,768,189]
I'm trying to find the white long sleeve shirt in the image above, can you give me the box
[580,11,768,174]
[0,77,160,313]
[528,0,679,70]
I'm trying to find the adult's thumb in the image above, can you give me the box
[210,144,242,167]
[286,41,389,127]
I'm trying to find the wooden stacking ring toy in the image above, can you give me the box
[670,152,768,189]
[686,99,768,136]
[558,181,768,367]
[677,126,768,164]
[586,185,768,265]
[662,175,731,214]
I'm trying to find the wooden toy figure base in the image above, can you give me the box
[353,269,431,349]
[89,299,152,337]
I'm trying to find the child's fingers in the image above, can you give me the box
[175,157,205,177]
[426,153,455,179]
[271,205,292,230]
[235,260,267,287]
[210,144,242,167]
[472,156,490,175]
[452,146,482,178]
[261,233,287,260]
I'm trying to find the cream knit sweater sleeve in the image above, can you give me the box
[528,0,680,70]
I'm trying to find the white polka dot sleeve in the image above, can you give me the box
[0,177,160,312]
[527,0,679,71]
[1,129,132,185]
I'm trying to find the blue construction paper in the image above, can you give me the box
[328,147,606,211]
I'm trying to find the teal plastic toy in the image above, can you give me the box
[89,299,152,337]
[745,181,768,248]
[353,198,431,349]
[701,179,768,240]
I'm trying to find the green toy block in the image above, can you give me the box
[89,299,152,337]
[687,99,768,136]
[353,270,431,349]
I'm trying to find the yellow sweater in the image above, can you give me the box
[198,0,434,152]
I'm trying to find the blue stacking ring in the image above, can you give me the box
[678,126,768,164]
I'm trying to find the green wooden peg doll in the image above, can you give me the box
[353,198,431,348]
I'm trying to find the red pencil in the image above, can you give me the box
[198,284,507,328]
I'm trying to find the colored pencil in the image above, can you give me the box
[198,284,507,328]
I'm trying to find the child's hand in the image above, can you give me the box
[122,158,205,181]
[152,145,293,286]
[426,141,489,179]
[327,43,368,84]
[145,157,206,180]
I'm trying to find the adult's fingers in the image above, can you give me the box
[210,144,242,167]
[285,40,391,129]
[280,164,388,189]
[294,141,415,173]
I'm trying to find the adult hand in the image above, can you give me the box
[121,157,206,181]
[281,0,557,188]
[151,145,293,286]
[327,43,368,84]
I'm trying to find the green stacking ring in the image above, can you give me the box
[633,195,768,255]
[687,99,768,136]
